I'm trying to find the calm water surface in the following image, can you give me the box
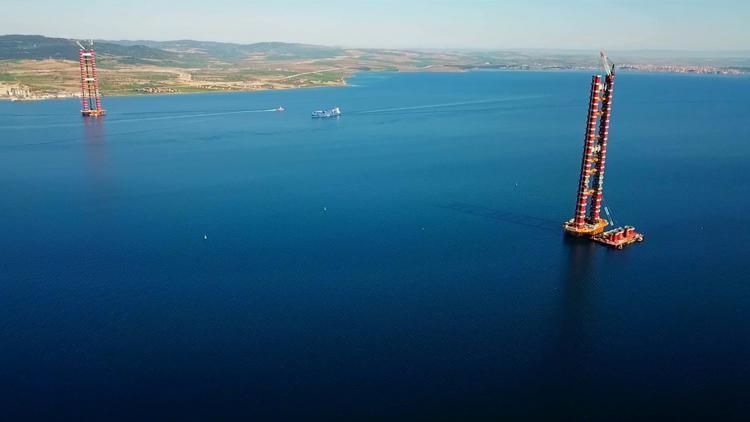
[1,71,749,419]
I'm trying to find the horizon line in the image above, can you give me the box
[3,33,750,55]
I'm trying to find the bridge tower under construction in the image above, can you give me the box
[563,72,613,237]
[78,43,105,117]
[563,53,643,249]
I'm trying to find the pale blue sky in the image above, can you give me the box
[3,0,748,50]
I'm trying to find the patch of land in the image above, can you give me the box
[1,35,748,100]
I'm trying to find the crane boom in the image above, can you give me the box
[600,51,615,76]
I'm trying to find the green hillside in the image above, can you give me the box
[106,39,346,61]
[0,35,181,64]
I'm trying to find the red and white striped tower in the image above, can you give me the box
[563,53,642,248]
[572,75,602,229]
[79,45,105,117]
[90,50,103,112]
[78,51,90,113]
[589,74,615,222]
[564,56,616,237]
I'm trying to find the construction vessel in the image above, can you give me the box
[312,107,341,118]
[563,53,643,249]
[78,41,105,117]
[592,226,644,249]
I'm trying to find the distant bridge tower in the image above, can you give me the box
[78,41,105,117]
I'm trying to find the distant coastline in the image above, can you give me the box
[4,66,749,102]
[2,35,748,101]
[0,77,352,102]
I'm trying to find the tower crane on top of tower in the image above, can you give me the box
[600,51,615,77]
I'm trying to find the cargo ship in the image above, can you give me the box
[312,107,341,118]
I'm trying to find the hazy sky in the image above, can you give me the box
[3,0,748,50]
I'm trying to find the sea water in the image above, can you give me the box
[1,71,749,418]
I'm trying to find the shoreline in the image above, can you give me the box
[0,78,355,102]
[0,79,352,102]
[3,67,748,102]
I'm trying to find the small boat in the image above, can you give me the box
[312,107,341,118]
[276,106,285,112]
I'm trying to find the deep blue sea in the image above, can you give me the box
[1,71,749,419]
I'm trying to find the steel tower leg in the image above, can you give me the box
[79,50,89,112]
[572,75,602,228]
[589,74,615,223]
[90,50,103,112]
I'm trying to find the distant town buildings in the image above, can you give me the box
[6,85,31,99]
[1,84,77,101]
[138,87,179,94]
[618,63,743,75]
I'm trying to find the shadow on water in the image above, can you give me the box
[438,201,599,382]
[443,201,604,416]
[530,235,599,416]
[556,235,597,354]
[438,201,561,234]
[83,117,106,143]
[82,118,114,201]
